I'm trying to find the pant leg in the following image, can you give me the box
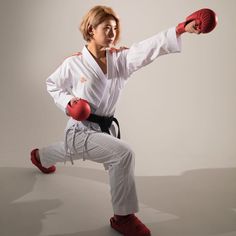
[39,141,67,168]
[38,126,87,167]
[67,128,139,215]
[39,127,139,215]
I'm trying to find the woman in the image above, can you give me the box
[31,5,202,236]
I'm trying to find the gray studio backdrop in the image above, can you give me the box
[0,0,235,176]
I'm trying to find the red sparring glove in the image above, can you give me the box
[176,8,218,35]
[66,98,91,121]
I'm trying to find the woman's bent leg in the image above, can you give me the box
[66,130,139,215]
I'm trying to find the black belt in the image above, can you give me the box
[86,114,121,139]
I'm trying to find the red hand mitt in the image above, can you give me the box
[66,99,91,121]
[176,8,218,35]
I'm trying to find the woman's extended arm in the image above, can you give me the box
[118,8,217,78]
[119,27,181,78]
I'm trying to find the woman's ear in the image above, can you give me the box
[87,25,94,36]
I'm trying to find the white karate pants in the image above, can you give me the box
[39,123,139,215]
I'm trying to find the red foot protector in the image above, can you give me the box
[110,214,151,236]
[31,149,56,174]
[66,99,91,121]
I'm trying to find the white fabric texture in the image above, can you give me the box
[40,122,139,215]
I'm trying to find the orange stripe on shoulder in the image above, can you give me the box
[109,47,129,54]
[53,52,82,69]
[64,52,82,60]
[71,52,82,57]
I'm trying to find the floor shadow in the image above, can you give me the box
[0,167,62,236]
[137,168,236,236]
[0,166,235,236]
[43,225,121,236]
[58,166,236,236]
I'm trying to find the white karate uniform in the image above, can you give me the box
[39,27,181,215]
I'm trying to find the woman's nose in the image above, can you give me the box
[108,29,115,38]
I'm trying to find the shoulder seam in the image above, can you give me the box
[65,52,82,60]
[109,47,129,53]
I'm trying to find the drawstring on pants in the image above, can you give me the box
[64,115,121,165]
[64,123,90,165]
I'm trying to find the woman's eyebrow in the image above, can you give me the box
[104,23,117,27]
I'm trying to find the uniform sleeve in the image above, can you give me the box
[120,27,182,78]
[46,58,74,113]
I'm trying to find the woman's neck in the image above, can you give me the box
[87,42,106,59]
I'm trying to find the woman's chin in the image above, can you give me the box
[105,41,114,47]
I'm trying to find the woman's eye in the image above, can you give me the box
[104,26,117,32]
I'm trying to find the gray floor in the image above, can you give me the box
[1,165,236,236]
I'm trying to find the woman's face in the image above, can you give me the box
[91,17,117,47]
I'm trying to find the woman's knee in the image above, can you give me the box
[118,144,135,169]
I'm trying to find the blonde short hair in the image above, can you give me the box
[79,5,120,44]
